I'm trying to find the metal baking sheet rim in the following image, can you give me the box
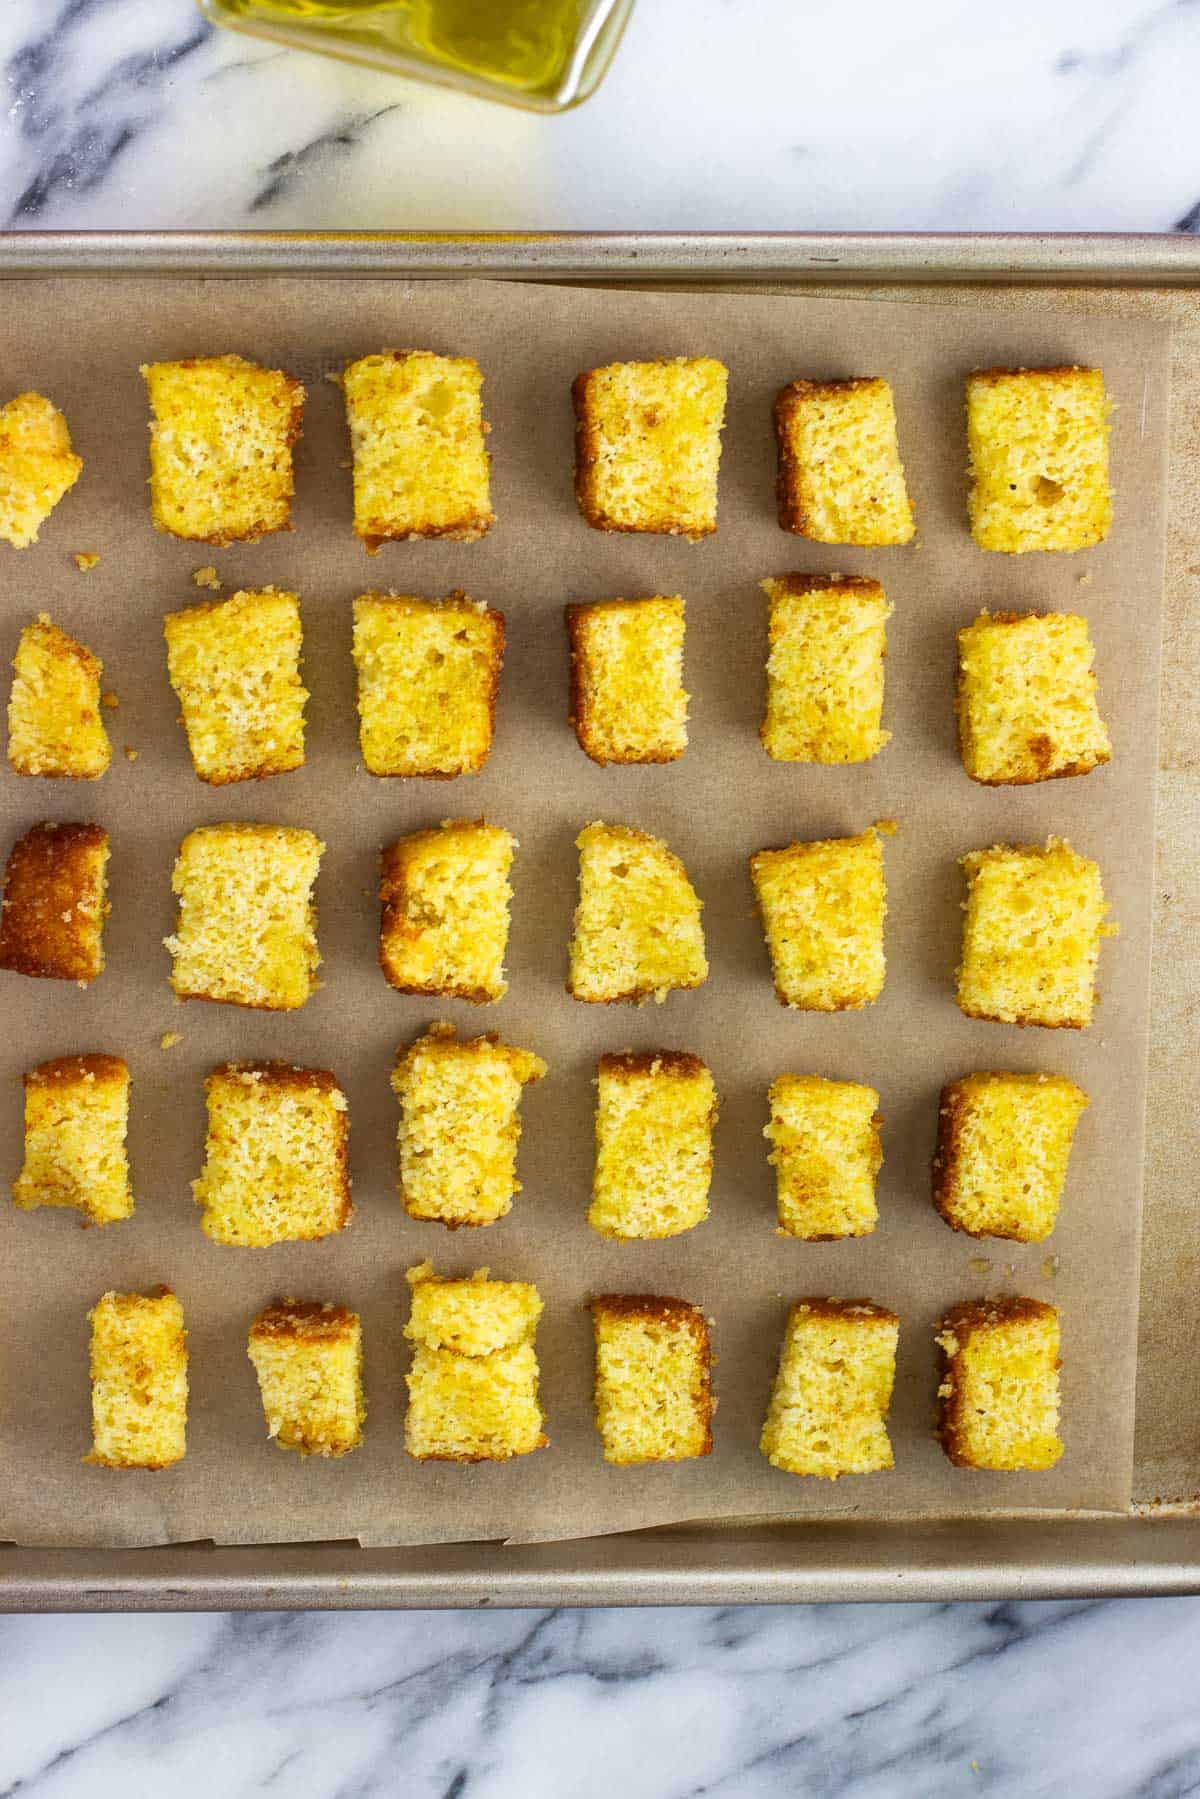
[0,228,1195,1611]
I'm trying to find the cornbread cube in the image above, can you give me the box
[8,614,111,778]
[774,377,914,546]
[566,595,688,765]
[193,1061,351,1246]
[760,575,891,764]
[957,838,1111,1029]
[247,1301,365,1457]
[765,1075,882,1240]
[0,392,83,548]
[86,1288,188,1470]
[13,1054,131,1226]
[0,821,109,983]
[352,592,504,778]
[379,821,513,1003]
[590,1295,714,1465]
[956,610,1111,785]
[750,828,886,1011]
[573,357,728,539]
[163,587,307,785]
[404,1263,546,1462]
[343,351,494,549]
[569,822,707,1005]
[141,354,304,545]
[933,1072,1087,1243]
[967,366,1111,554]
[165,823,323,1011]
[589,1051,717,1241]
[391,1023,546,1229]
[936,1297,1063,1470]
[760,1299,898,1479]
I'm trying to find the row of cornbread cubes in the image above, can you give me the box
[0,357,1110,553]
[6,584,1111,785]
[84,1278,1063,1476]
[13,1046,1086,1245]
[0,819,1113,1024]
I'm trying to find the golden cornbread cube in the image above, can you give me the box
[761,1299,898,1479]
[404,1263,546,1462]
[8,613,111,778]
[933,1072,1087,1243]
[392,1023,546,1229]
[0,821,109,983]
[569,822,707,1005]
[247,1300,365,1457]
[352,591,504,778]
[573,357,728,539]
[380,820,513,1003]
[956,610,1111,785]
[590,1295,714,1465]
[163,587,307,785]
[589,1051,716,1240]
[193,1061,352,1246]
[343,350,494,549]
[774,377,914,546]
[967,366,1111,554]
[166,823,323,1011]
[760,575,891,764]
[141,354,304,545]
[14,1054,131,1227]
[0,392,83,549]
[750,828,886,1011]
[957,837,1111,1029]
[936,1297,1063,1471]
[765,1075,882,1240]
[86,1288,188,1470]
[566,595,688,765]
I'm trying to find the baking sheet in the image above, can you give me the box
[0,277,1170,1549]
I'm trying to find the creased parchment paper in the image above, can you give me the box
[0,278,1170,1548]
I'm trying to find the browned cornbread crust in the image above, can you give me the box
[936,1295,1061,1467]
[250,1297,358,1343]
[0,821,109,981]
[601,1048,707,1080]
[27,1050,124,1089]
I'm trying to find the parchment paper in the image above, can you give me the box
[0,278,1170,1548]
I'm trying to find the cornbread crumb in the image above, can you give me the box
[760,574,891,763]
[0,821,109,983]
[343,350,493,549]
[761,1299,898,1478]
[573,357,728,539]
[966,366,1111,553]
[589,1051,716,1240]
[0,392,83,549]
[353,592,504,777]
[750,828,886,1010]
[775,377,914,545]
[936,1297,1063,1470]
[101,692,119,710]
[166,823,323,1010]
[164,586,307,785]
[957,610,1110,784]
[192,566,221,591]
[933,1072,1087,1242]
[86,1288,187,1470]
[957,838,1111,1028]
[142,355,304,545]
[590,1295,714,1464]
[14,1053,131,1226]
[73,552,100,573]
[123,746,137,762]
[567,595,688,765]
[194,1061,351,1246]
[569,822,707,1004]
[380,820,513,1003]
[404,1263,546,1461]
[8,613,112,778]
[248,1301,364,1457]
[765,1075,882,1240]
[160,1032,182,1050]
[392,1023,546,1228]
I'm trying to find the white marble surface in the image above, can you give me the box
[4,3,1200,1794]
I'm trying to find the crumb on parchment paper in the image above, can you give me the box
[160,1032,182,1050]
[123,745,138,762]
[193,566,221,591]
[101,692,119,710]
[73,551,100,572]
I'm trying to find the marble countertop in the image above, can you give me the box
[4,3,1200,1795]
